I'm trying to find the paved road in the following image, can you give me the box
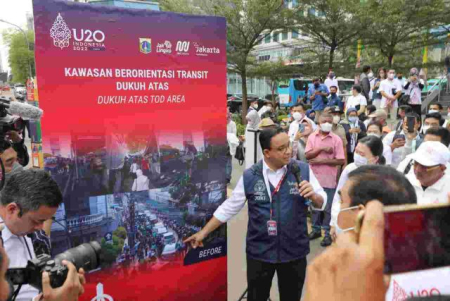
[227,158,326,301]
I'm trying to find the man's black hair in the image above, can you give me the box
[348,165,416,207]
[362,65,371,73]
[259,127,285,151]
[0,141,12,154]
[352,85,362,93]
[366,104,376,115]
[430,103,443,110]
[425,112,444,126]
[425,127,450,147]
[399,105,413,114]
[293,102,307,110]
[329,85,338,90]
[0,169,63,216]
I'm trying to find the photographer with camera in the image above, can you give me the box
[0,170,85,301]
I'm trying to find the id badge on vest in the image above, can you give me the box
[267,220,277,236]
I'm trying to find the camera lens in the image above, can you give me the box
[54,241,102,272]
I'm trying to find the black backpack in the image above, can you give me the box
[234,141,245,165]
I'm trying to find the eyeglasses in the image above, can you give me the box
[274,143,292,154]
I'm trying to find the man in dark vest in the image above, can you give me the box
[184,127,327,301]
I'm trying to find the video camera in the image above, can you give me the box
[6,241,102,291]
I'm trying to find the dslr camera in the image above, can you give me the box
[6,241,102,291]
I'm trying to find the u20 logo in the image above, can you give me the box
[73,29,105,43]
[176,41,190,52]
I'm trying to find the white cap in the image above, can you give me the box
[411,141,450,167]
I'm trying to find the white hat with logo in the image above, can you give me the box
[411,141,450,167]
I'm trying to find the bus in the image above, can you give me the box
[277,78,312,108]
[278,77,355,108]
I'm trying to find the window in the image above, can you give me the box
[258,55,271,62]
[292,30,299,39]
[273,32,280,42]
[282,31,288,41]
[264,34,271,44]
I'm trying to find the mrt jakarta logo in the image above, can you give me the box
[50,13,106,51]
[139,38,152,54]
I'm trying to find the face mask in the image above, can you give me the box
[330,92,336,96]
[398,76,403,80]
[388,74,395,80]
[367,72,374,78]
[335,206,360,236]
[367,133,381,138]
[320,122,333,132]
[252,104,258,109]
[428,110,439,114]
[293,112,303,121]
[422,125,430,134]
[332,116,340,124]
[353,153,368,167]
[314,83,320,88]
[348,116,358,124]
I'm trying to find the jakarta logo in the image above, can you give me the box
[139,38,152,54]
[50,13,71,49]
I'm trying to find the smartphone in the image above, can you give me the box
[393,133,405,141]
[356,203,450,274]
[298,124,305,133]
[407,116,415,133]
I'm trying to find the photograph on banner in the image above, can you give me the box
[34,0,227,298]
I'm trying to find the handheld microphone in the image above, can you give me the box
[291,162,302,185]
[291,162,311,206]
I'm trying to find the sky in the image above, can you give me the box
[0,0,33,73]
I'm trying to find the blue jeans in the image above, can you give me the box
[312,188,335,236]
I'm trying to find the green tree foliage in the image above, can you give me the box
[160,0,292,122]
[2,29,35,83]
[293,0,366,69]
[362,0,445,67]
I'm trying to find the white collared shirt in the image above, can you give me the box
[214,160,327,223]
[406,172,450,205]
[0,218,40,301]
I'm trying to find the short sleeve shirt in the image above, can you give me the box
[305,131,345,188]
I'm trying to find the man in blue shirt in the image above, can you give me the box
[308,78,329,122]
[326,86,343,111]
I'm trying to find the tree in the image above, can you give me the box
[293,0,367,70]
[362,0,445,68]
[247,59,298,104]
[160,0,292,122]
[2,29,35,83]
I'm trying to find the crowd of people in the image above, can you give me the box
[218,66,450,301]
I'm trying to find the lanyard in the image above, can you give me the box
[270,171,287,220]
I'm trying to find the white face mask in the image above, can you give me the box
[428,110,439,114]
[293,112,303,121]
[320,122,333,133]
[335,206,360,236]
[422,125,430,134]
[367,72,374,78]
[252,104,258,109]
[367,133,381,138]
[332,116,340,124]
[388,74,395,80]
[353,153,368,167]
[348,116,358,124]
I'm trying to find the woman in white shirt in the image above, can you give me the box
[345,85,367,117]
[403,67,425,117]
[330,135,386,239]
